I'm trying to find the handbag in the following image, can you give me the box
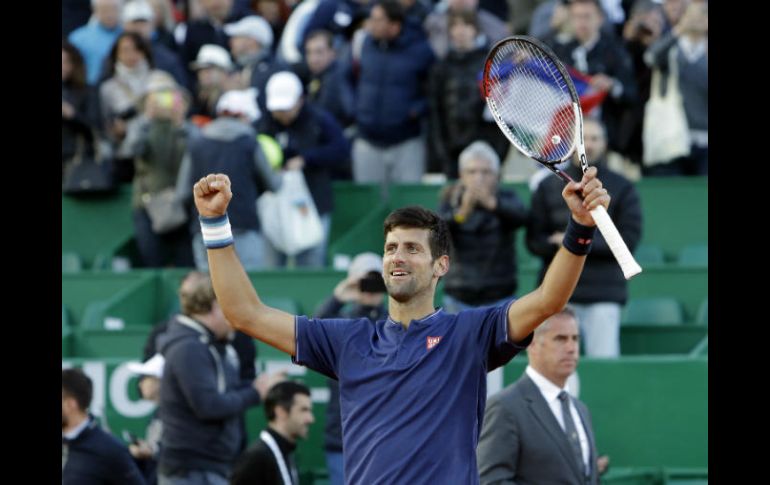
[257,171,324,256]
[642,47,692,166]
[143,188,188,234]
[62,133,116,195]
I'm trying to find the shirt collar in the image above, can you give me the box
[386,308,443,327]
[63,415,92,441]
[526,365,567,404]
[267,426,297,454]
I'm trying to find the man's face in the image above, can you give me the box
[201,0,233,21]
[94,0,121,29]
[197,66,228,88]
[570,2,603,43]
[305,36,335,75]
[448,18,477,51]
[270,99,302,126]
[285,394,315,441]
[449,0,478,11]
[367,5,399,41]
[383,227,444,303]
[574,120,607,165]
[230,36,261,63]
[663,0,689,25]
[529,315,580,384]
[460,157,498,194]
[138,376,161,402]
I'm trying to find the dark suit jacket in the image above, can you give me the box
[477,374,600,485]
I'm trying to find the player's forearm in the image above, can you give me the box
[207,246,296,354]
[539,246,586,312]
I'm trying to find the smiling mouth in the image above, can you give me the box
[390,270,410,277]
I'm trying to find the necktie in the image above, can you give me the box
[558,391,587,477]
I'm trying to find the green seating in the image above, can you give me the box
[621,325,707,355]
[62,252,83,273]
[695,299,707,326]
[677,244,708,267]
[634,244,666,265]
[622,298,684,325]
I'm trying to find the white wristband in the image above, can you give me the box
[200,214,234,249]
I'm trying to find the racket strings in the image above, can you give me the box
[486,41,577,162]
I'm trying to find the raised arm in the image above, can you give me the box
[506,167,610,343]
[193,173,296,355]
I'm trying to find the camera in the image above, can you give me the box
[359,272,386,293]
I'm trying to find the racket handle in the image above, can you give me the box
[589,205,642,280]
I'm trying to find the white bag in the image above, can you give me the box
[257,171,324,256]
[642,47,691,166]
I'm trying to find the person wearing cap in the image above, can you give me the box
[179,87,281,270]
[122,0,189,90]
[313,252,388,485]
[258,70,350,268]
[119,71,198,268]
[178,0,245,78]
[188,44,236,121]
[225,15,282,101]
[126,354,166,485]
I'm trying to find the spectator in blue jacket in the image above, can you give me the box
[68,0,123,85]
[62,368,146,485]
[352,0,435,184]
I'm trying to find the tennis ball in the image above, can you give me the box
[552,135,561,145]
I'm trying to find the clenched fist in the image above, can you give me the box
[193,173,233,217]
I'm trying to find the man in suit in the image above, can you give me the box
[477,308,606,485]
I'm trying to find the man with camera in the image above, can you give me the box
[438,141,529,313]
[314,252,388,485]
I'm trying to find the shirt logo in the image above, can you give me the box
[426,336,442,350]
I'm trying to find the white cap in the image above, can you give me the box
[216,88,261,122]
[224,15,274,50]
[190,44,234,71]
[126,353,165,378]
[266,71,303,111]
[348,252,383,279]
[122,1,155,23]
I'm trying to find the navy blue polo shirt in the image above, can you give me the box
[292,300,532,485]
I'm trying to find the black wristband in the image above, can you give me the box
[562,217,596,256]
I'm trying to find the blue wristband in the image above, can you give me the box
[562,217,596,256]
[200,213,234,249]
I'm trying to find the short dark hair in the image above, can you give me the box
[62,368,93,411]
[383,206,450,261]
[264,381,311,421]
[305,29,334,49]
[374,0,405,24]
[447,9,479,32]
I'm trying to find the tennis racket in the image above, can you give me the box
[483,36,642,280]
